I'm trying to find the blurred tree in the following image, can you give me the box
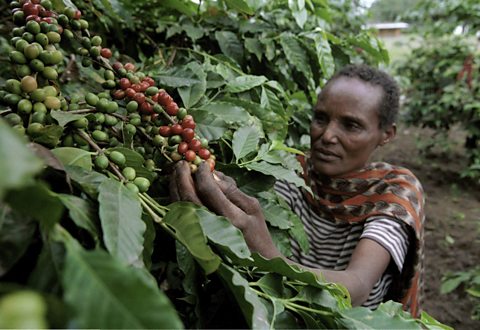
[368,0,420,22]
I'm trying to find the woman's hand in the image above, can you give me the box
[169,161,281,258]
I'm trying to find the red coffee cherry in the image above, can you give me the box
[100,48,112,59]
[159,126,171,137]
[185,150,196,162]
[189,139,202,152]
[119,78,131,90]
[182,128,194,142]
[198,148,211,160]
[178,142,188,155]
[171,124,183,135]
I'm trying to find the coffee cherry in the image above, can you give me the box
[182,128,194,142]
[198,148,211,160]
[133,177,150,192]
[125,182,139,194]
[189,139,202,152]
[178,142,188,154]
[20,76,37,92]
[185,150,196,162]
[95,154,109,170]
[181,118,196,129]
[109,150,126,166]
[122,167,136,181]
[124,62,135,71]
[158,126,171,137]
[171,124,183,135]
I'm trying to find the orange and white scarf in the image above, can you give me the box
[300,156,425,317]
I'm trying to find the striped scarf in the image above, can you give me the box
[301,157,425,317]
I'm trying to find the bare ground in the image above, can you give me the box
[373,123,480,329]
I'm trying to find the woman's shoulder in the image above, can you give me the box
[369,162,423,190]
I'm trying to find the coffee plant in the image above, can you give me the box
[0,0,449,328]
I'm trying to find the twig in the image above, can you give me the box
[76,129,126,181]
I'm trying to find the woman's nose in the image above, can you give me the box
[321,122,339,144]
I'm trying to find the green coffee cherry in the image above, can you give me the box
[95,154,109,170]
[122,167,136,181]
[133,177,150,193]
[92,130,109,142]
[109,151,126,166]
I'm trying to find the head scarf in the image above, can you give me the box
[300,155,425,317]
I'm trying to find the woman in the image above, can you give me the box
[170,64,425,316]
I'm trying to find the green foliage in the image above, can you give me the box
[395,35,480,181]
[403,0,480,36]
[0,0,449,328]
[368,0,421,22]
[441,267,480,320]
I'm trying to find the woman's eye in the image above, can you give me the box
[314,113,328,124]
[344,121,361,130]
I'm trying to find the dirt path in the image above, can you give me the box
[373,124,480,329]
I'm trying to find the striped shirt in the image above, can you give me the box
[274,180,410,309]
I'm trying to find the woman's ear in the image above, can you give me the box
[379,124,396,146]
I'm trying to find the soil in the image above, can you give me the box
[372,123,480,329]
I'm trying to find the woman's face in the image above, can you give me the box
[310,77,395,177]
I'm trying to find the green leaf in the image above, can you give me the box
[245,161,310,192]
[51,147,92,171]
[30,124,63,147]
[258,198,292,230]
[58,194,99,244]
[178,62,207,108]
[188,110,227,141]
[339,301,421,329]
[260,86,286,118]
[419,311,454,330]
[215,31,244,65]
[0,204,37,276]
[217,263,271,329]
[233,126,261,160]
[239,254,350,309]
[108,147,155,182]
[163,202,221,274]
[271,140,305,155]
[440,273,471,294]
[6,182,64,230]
[244,38,263,61]
[289,0,308,28]
[195,207,251,260]
[50,110,88,127]
[157,75,201,88]
[64,165,107,197]
[161,0,197,16]
[0,119,43,198]
[197,102,251,124]
[98,179,145,266]
[310,31,335,78]
[279,33,311,80]
[224,0,254,15]
[61,244,183,329]
[226,75,268,93]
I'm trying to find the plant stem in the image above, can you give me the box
[68,109,96,114]
[139,193,168,216]
[76,129,126,181]
[250,287,334,316]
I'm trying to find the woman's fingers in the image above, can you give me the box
[171,161,203,205]
[215,176,262,216]
[195,162,245,222]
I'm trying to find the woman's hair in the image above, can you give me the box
[328,64,400,129]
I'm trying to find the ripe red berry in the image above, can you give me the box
[185,150,196,162]
[119,78,131,90]
[140,102,153,114]
[189,139,202,152]
[131,84,142,92]
[166,102,179,116]
[124,62,135,72]
[133,93,145,104]
[178,142,189,155]
[182,128,194,142]
[139,82,149,91]
[143,77,155,86]
[100,48,112,58]
[198,148,211,160]
[26,14,40,22]
[125,88,136,98]
[157,90,171,106]
[206,158,215,171]
[112,89,125,100]
[151,93,159,103]
[112,62,123,71]
[159,126,171,137]
[23,2,39,16]
[183,115,194,122]
[171,124,183,135]
[181,119,196,130]
[74,9,82,19]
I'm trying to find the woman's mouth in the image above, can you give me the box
[313,148,341,162]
